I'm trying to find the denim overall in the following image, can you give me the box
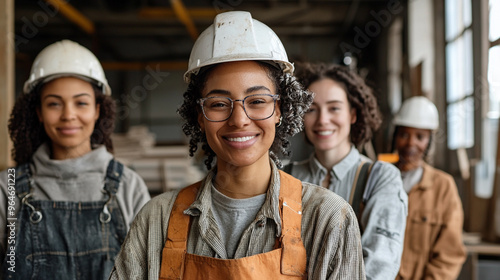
[4,159,127,280]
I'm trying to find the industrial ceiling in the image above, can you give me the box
[14,0,402,71]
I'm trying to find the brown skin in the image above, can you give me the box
[36,77,100,160]
[394,126,432,172]
[198,61,281,199]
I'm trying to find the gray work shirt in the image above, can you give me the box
[110,161,366,279]
[210,185,266,258]
[286,147,408,280]
[401,166,424,193]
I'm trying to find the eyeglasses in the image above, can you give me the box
[198,94,280,122]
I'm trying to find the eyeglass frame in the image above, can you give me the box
[197,93,280,122]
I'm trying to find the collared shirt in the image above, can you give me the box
[397,163,466,280]
[110,161,365,280]
[286,147,408,280]
[210,185,266,259]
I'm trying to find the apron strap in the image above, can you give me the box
[103,159,124,195]
[278,170,307,277]
[159,182,200,280]
[15,163,32,198]
[159,171,306,279]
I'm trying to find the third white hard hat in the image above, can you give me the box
[393,96,439,130]
[23,40,111,95]
[184,11,294,83]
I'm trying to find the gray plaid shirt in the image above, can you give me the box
[110,161,365,279]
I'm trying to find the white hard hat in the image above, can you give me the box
[393,96,439,130]
[184,11,294,83]
[23,40,111,95]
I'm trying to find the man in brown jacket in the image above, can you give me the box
[393,96,466,279]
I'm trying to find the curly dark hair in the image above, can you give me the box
[294,62,382,147]
[8,82,115,165]
[178,61,313,170]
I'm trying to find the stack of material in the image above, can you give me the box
[111,126,156,160]
[111,126,205,195]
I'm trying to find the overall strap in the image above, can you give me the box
[159,182,200,280]
[278,170,307,277]
[349,161,374,228]
[103,159,124,195]
[14,163,43,223]
[15,163,32,198]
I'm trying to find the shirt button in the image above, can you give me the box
[257,221,265,227]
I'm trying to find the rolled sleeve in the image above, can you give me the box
[109,190,178,280]
[361,162,408,280]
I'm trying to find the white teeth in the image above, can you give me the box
[317,130,333,136]
[227,136,255,142]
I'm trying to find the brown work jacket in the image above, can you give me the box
[397,163,466,280]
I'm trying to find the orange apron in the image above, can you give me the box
[159,171,307,280]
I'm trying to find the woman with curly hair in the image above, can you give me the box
[0,40,150,279]
[110,11,364,279]
[284,63,408,280]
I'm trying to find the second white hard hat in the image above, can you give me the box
[184,11,294,83]
[393,96,439,130]
[23,40,111,95]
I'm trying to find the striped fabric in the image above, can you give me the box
[109,162,365,280]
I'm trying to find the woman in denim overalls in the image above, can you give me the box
[0,40,151,279]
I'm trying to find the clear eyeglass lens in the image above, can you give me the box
[202,94,276,121]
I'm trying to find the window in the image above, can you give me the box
[445,0,474,150]
[469,0,499,198]
[489,0,500,119]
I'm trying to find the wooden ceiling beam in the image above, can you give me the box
[170,0,199,40]
[44,0,94,34]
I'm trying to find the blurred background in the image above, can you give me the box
[0,1,499,278]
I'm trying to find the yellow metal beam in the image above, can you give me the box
[45,0,95,34]
[170,0,199,40]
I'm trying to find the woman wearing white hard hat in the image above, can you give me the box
[0,40,150,279]
[284,63,407,280]
[392,96,466,280]
[111,11,364,279]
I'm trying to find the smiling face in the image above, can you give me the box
[394,126,431,171]
[304,78,356,156]
[198,61,281,169]
[38,77,100,159]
